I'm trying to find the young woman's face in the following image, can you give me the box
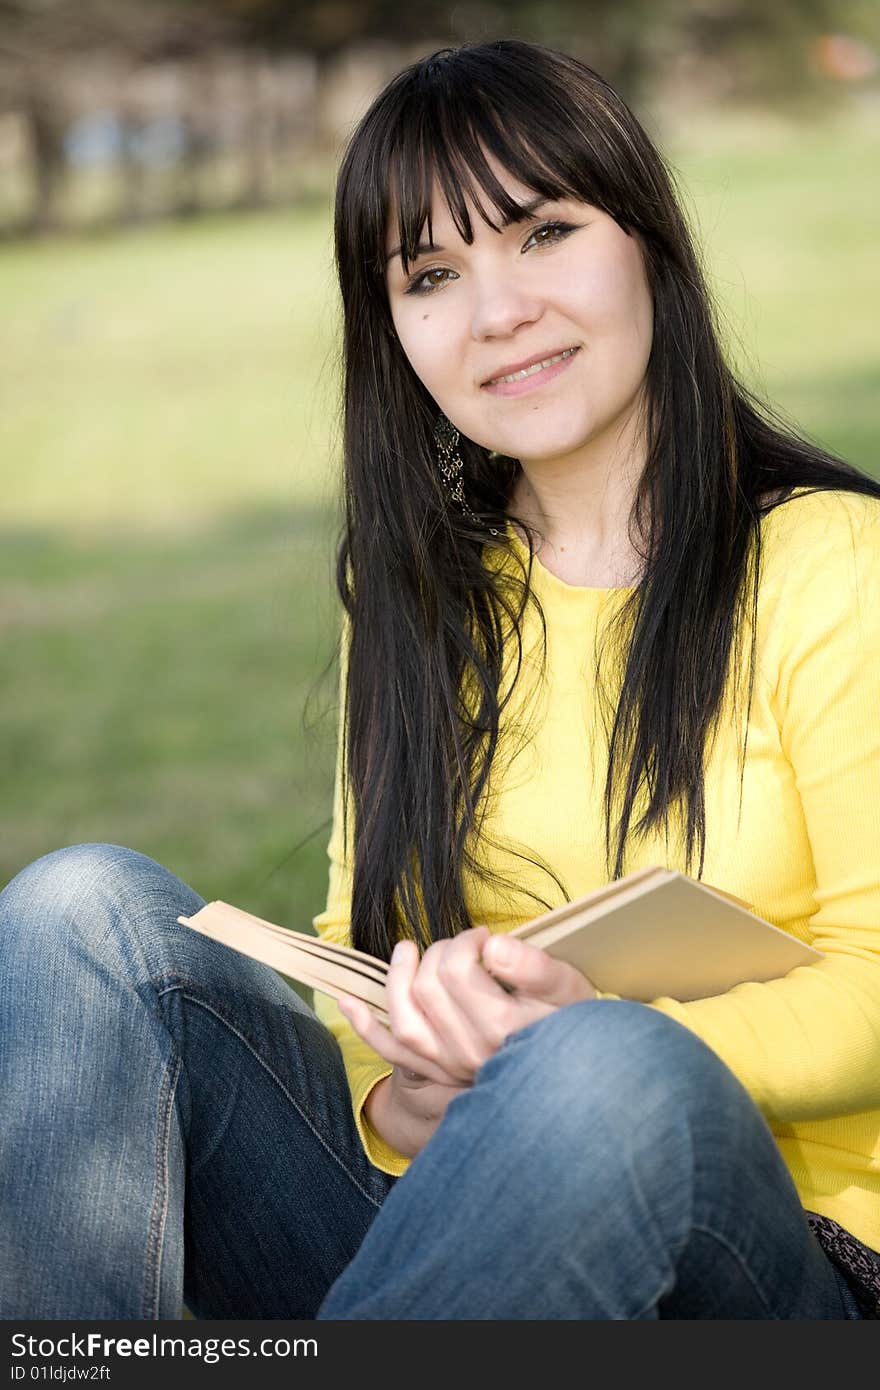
[385,161,654,472]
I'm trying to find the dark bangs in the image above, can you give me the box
[335,41,666,304]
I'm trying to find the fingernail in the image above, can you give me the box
[490,937,512,965]
[391,941,405,963]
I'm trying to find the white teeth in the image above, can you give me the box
[489,347,576,386]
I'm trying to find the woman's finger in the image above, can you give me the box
[399,927,522,1077]
[411,927,516,1054]
[384,937,487,1081]
[336,993,461,1086]
[481,934,597,1005]
[383,940,458,1073]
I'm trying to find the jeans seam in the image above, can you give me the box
[659,1222,780,1320]
[144,1051,181,1321]
[155,979,386,1212]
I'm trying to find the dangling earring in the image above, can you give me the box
[433,413,499,536]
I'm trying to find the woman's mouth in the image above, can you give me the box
[481,346,580,397]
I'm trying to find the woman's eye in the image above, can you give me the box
[401,221,577,295]
[404,267,457,296]
[523,220,577,251]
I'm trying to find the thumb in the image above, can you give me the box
[481,933,595,1005]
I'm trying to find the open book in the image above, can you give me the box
[177,865,821,1023]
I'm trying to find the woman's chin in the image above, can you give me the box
[497,432,596,468]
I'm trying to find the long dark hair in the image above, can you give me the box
[331,38,880,959]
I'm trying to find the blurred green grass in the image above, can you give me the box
[1,111,878,927]
[0,193,348,923]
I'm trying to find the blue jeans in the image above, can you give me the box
[0,843,862,1320]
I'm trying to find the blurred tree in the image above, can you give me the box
[0,0,238,229]
[170,0,878,96]
[1,0,876,233]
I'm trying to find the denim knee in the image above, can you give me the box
[0,842,200,988]
[477,998,747,1171]
[4,842,177,922]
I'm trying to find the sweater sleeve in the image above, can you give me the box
[310,619,412,1177]
[644,492,880,1124]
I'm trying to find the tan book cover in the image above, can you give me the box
[178,866,821,1024]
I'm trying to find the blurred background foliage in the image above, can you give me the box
[1,0,878,933]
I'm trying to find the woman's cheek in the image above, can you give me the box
[569,231,649,324]
[395,319,452,400]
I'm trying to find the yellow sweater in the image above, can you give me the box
[312,488,880,1253]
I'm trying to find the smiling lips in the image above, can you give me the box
[482,345,580,396]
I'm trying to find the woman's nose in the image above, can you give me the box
[470,276,543,340]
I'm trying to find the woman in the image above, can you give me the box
[1,40,879,1320]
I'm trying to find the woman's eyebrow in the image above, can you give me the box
[385,195,554,265]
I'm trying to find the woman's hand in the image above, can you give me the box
[337,925,597,1087]
[363,1068,469,1159]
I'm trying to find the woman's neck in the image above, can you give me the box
[506,442,646,590]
